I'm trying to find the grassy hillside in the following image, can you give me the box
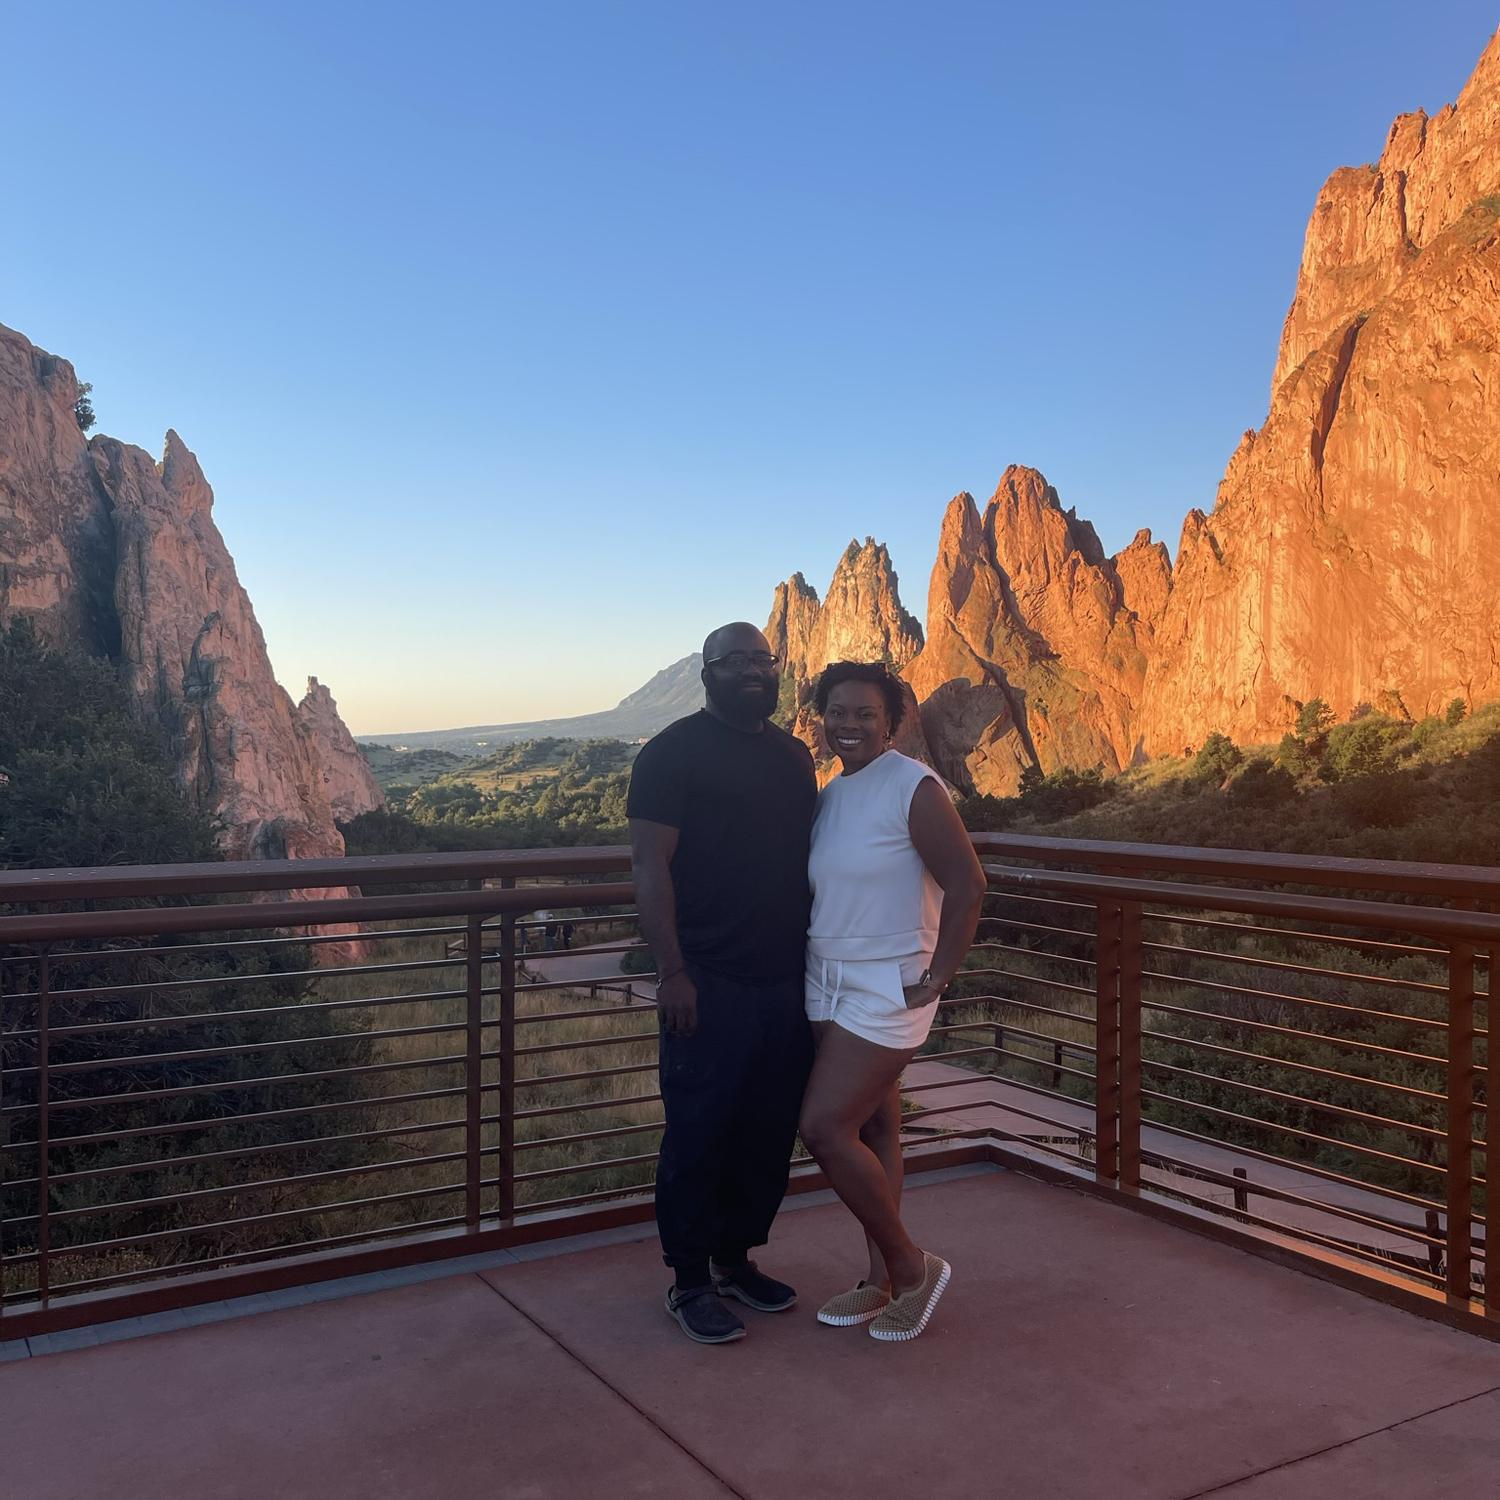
[958,699,1500,864]
[342,737,638,853]
[359,742,474,792]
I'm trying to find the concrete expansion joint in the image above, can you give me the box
[476,1273,750,1500]
[1176,1380,1500,1498]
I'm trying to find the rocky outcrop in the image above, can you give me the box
[1140,30,1500,751]
[904,468,1153,795]
[0,331,116,654]
[94,430,360,861]
[0,320,379,869]
[297,677,385,823]
[766,538,931,778]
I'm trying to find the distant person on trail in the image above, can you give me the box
[561,921,574,950]
[628,622,817,1345]
[799,660,985,1342]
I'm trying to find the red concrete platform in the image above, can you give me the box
[5,1168,1500,1499]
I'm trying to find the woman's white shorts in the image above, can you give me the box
[804,953,937,1051]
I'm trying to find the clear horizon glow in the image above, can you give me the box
[3,2,1495,735]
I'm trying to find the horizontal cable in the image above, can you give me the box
[9,1116,467,1191]
[1138,1086,1443,1177]
[1138,997,1446,1068]
[1140,965,1450,1033]
[960,966,1095,998]
[1129,1115,1446,1213]
[1138,1055,1444,1143]
[0,1052,465,1118]
[7,1019,467,1080]
[1137,1026,1448,1105]
[513,1119,665,1153]
[34,1179,470,1261]
[7,1084,467,1152]
[970,940,1096,971]
[1141,938,1448,997]
[1141,909,1452,964]
[5,1148,470,1229]
[1139,1144,1448,1248]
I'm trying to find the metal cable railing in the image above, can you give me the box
[1,839,1495,1339]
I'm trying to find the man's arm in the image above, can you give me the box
[628,817,698,1036]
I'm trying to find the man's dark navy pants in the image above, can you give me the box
[654,963,814,1286]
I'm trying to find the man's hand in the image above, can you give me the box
[657,969,699,1036]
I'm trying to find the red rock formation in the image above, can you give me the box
[905,469,1153,794]
[766,538,932,780]
[0,327,116,653]
[95,431,363,861]
[1140,30,1500,751]
[297,677,385,823]
[0,319,380,873]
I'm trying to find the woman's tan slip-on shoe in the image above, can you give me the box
[868,1254,951,1342]
[816,1281,891,1327]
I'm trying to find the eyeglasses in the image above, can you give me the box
[705,650,782,673]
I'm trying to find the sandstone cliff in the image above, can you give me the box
[0,321,380,865]
[0,332,116,654]
[904,468,1154,794]
[1139,30,1500,752]
[297,678,386,824]
[765,538,931,776]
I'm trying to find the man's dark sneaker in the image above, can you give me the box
[665,1284,747,1344]
[712,1259,798,1312]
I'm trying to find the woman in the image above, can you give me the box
[798,660,986,1342]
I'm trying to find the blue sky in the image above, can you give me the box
[3,2,1496,734]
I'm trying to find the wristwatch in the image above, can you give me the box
[917,967,947,995]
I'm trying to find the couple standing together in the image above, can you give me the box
[627,621,986,1345]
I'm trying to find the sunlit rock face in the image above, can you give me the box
[904,469,1155,795]
[766,537,931,782]
[1140,30,1500,752]
[0,320,380,869]
[0,326,116,655]
[298,677,384,823]
[93,429,363,861]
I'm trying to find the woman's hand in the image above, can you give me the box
[902,980,943,1010]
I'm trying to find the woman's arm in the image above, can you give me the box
[904,777,987,1006]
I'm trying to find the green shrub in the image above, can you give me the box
[1322,714,1409,781]
[1192,732,1243,786]
[1295,698,1335,740]
[1226,758,1296,807]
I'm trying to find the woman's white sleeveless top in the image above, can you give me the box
[807,750,942,961]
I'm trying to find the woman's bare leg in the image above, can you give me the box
[859,1083,905,1289]
[801,1023,925,1292]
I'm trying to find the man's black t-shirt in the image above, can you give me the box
[627,710,816,985]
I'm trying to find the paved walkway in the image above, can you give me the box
[901,1060,1466,1266]
[5,1167,1499,1498]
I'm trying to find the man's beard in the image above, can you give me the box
[705,674,778,722]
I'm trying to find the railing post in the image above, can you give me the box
[1447,942,1476,1303]
[497,878,517,1223]
[1094,900,1121,1185]
[1487,942,1497,1321]
[36,949,50,1308]
[0,957,7,1335]
[464,880,484,1230]
[1118,901,1143,1193]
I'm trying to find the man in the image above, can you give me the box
[627,622,817,1344]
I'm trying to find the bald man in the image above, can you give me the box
[627,622,817,1343]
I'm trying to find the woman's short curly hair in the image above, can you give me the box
[813,660,906,734]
